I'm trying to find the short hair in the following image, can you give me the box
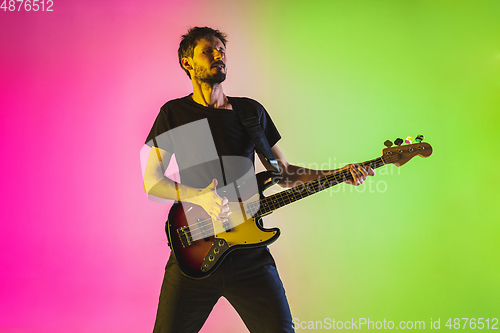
[178,27,228,79]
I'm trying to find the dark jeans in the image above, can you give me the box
[152,247,294,333]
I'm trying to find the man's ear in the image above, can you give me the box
[181,57,193,72]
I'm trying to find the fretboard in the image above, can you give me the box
[247,157,386,216]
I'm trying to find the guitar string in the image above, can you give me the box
[179,149,426,241]
[183,169,353,239]
[182,161,385,241]
[184,158,386,239]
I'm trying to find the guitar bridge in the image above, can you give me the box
[177,226,193,248]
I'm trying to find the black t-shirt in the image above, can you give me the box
[145,95,281,189]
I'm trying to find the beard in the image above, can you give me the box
[193,63,227,85]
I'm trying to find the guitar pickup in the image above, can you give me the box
[177,226,193,248]
[196,218,213,241]
[222,221,232,232]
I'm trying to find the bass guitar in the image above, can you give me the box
[166,138,433,279]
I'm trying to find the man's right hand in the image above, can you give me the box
[192,179,232,222]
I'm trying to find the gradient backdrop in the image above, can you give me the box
[1,0,499,332]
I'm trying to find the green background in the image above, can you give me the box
[224,0,499,329]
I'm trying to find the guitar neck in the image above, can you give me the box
[255,157,386,216]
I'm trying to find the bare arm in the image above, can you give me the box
[143,146,231,221]
[258,144,375,188]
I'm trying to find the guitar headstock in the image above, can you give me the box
[382,137,433,167]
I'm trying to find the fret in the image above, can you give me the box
[255,157,385,216]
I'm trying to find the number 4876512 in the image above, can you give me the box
[1,0,54,11]
[445,318,498,330]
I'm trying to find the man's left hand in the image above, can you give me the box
[345,163,375,186]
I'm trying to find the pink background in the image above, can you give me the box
[1,1,249,332]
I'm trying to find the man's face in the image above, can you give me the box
[190,36,227,84]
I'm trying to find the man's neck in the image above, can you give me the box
[191,81,227,109]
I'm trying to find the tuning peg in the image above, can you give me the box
[384,140,393,148]
[415,134,424,143]
[405,136,414,144]
[394,138,404,146]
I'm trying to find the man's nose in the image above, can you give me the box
[213,50,222,60]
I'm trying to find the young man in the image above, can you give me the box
[143,27,374,333]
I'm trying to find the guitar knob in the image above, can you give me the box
[384,140,393,148]
[405,136,414,144]
[394,138,404,146]
[415,134,424,143]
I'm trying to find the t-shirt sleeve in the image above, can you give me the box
[256,102,281,148]
[144,106,174,152]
